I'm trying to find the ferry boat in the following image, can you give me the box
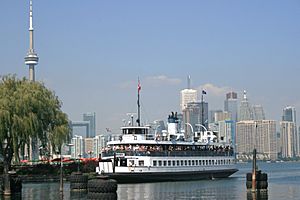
[97,112,238,183]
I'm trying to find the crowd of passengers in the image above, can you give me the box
[102,144,233,154]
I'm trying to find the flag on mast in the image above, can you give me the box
[137,78,141,126]
[138,78,141,93]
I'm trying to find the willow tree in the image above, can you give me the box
[0,75,70,173]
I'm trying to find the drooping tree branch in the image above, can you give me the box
[0,75,70,172]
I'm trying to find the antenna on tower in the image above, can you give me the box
[29,0,33,31]
[187,75,191,89]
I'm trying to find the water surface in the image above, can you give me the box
[2,162,299,200]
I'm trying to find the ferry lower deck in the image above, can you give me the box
[98,155,238,183]
[103,168,238,183]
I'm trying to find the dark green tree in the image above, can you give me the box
[0,75,71,174]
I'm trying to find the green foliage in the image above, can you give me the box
[16,163,58,175]
[0,75,70,171]
[15,161,97,176]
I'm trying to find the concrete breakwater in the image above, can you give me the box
[1,174,74,183]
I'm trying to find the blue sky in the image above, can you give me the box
[1,1,299,133]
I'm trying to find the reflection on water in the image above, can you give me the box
[70,191,87,200]
[118,178,245,200]
[0,162,299,200]
[1,194,21,200]
[22,183,69,200]
[246,191,268,200]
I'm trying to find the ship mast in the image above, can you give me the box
[201,90,206,131]
[137,78,141,126]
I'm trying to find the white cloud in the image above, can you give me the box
[118,75,181,89]
[145,75,182,86]
[197,83,232,96]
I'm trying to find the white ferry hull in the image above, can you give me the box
[98,155,238,183]
[101,168,238,183]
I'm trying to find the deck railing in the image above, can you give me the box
[102,149,234,157]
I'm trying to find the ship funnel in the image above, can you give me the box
[167,112,179,138]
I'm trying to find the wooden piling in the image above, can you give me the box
[246,148,268,194]
[252,149,257,192]
[113,153,116,173]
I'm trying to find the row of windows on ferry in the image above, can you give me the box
[151,159,232,167]
[105,144,233,152]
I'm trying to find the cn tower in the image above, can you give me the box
[24,0,39,82]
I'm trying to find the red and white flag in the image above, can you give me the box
[138,79,141,93]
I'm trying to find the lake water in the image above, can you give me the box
[2,162,300,200]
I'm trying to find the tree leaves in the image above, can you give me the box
[0,75,70,168]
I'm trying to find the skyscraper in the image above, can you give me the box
[223,91,238,152]
[280,121,296,158]
[280,106,299,157]
[218,120,235,145]
[209,110,223,123]
[180,89,197,111]
[214,111,231,122]
[183,101,208,138]
[180,76,197,111]
[282,106,297,123]
[224,92,238,122]
[236,120,277,160]
[258,120,277,160]
[253,105,266,120]
[238,90,254,121]
[94,135,108,158]
[83,112,96,138]
[176,113,183,131]
[71,135,84,159]
[236,121,256,157]
[84,138,94,158]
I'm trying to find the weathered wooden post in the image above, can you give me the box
[3,171,22,197]
[113,153,116,173]
[246,149,268,199]
[252,149,257,192]
[59,154,63,193]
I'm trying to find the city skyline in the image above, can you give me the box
[1,1,299,133]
